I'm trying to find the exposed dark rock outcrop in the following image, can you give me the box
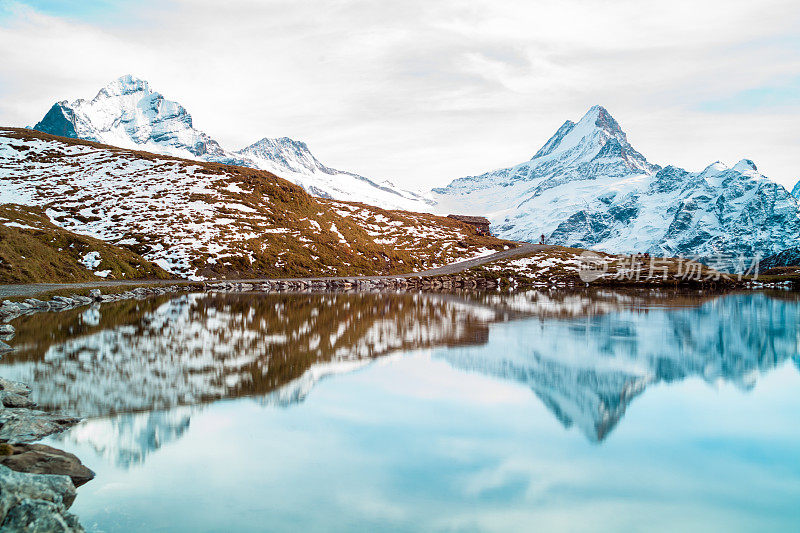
[761,246,800,269]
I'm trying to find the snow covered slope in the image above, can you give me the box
[761,247,800,269]
[0,128,507,280]
[433,106,800,259]
[0,204,168,282]
[793,180,800,200]
[33,75,432,211]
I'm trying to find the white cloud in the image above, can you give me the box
[0,0,798,188]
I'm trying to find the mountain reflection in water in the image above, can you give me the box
[1,290,799,465]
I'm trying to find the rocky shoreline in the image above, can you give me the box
[2,271,797,326]
[0,284,197,324]
[0,279,519,324]
[0,322,93,532]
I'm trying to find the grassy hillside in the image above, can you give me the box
[0,204,170,283]
[0,128,516,282]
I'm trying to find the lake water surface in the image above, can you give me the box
[2,290,799,532]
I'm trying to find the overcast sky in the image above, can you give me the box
[1,0,798,189]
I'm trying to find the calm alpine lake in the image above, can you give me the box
[2,290,799,532]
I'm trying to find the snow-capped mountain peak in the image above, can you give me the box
[702,160,728,173]
[32,76,433,211]
[433,105,659,200]
[700,159,761,186]
[33,74,225,159]
[238,136,332,176]
[792,180,800,200]
[434,105,800,259]
[236,135,434,208]
[699,161,731,182]
[731,158,758,174]
[528,105,655,174]
[95,74,151,98]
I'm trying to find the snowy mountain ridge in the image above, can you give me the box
[433,106,800,259]
[33,75,432,211]
[30,77,800,259]
[239,136,433,206]
[529,105,659,174]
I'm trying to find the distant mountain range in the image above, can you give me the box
[31,75,800,259]
[433,105,800,259]
[33,75,433,211]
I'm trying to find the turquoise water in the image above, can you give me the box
[3,290,799,531]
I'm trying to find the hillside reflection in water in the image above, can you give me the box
[1,289,799,531]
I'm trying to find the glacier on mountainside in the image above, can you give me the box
[433,106,800,259]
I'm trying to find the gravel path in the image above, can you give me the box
[0,243,547,298]
[407,243,545,277]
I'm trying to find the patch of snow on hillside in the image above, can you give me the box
[80,251,102,269]
[3,222,37,230]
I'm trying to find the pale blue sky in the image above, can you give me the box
[1,0,123,19]
[1,0,798,189]
[698,76,800,113]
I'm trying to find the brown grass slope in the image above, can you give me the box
[0,204,170,283]
[0,128,516,282]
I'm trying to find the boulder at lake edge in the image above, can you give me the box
[0,443,95,488]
